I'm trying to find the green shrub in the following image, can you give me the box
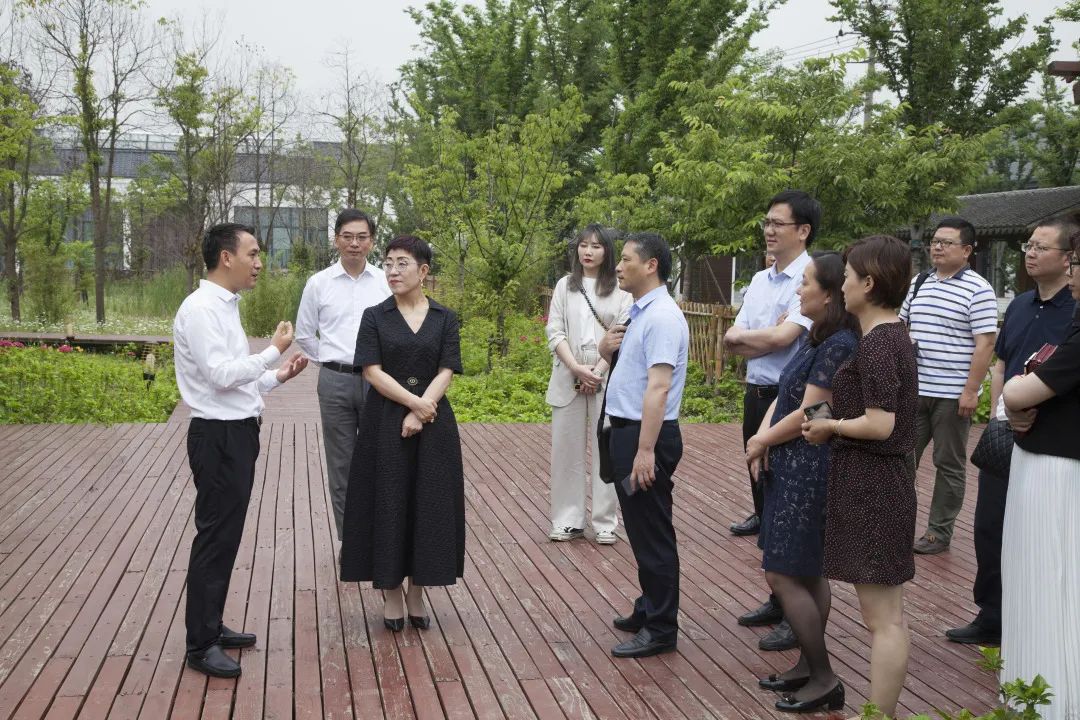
[240,270,308,337]
[0,344,179,424]
[107,266,190,318]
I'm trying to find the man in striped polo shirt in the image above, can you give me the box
[900,217,998,555]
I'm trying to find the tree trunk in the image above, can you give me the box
[4,228,18,322]
[89,178,106,323]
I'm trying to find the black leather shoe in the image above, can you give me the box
[730,514,761,536]
[945,621,1000,646]
[611,630,677,658]
[613,615,644,633]
[219,625,256,649]
[186,644,241,678]
[738,598,783,627]
[409,615,431,630]
[759,673,809,692]
[759,619,798,651]
[384,617,405,632]
[775,681,845,713]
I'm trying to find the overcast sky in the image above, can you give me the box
[141,0,1079,98]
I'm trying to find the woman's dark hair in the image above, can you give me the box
[807,251,859,346]
[334,208,376,236]
[385,235,432,266]
[203,222,256,271]
[842,235,912,309]
[568,223,618,296]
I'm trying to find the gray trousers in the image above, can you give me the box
[317,365,368,540]
[914,395,972,544]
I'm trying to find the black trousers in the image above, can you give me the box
[742,384,779,517]
[185,417,261,653]
[972,468,1008,630]
[610,419,683,642]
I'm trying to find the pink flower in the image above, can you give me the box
[13,341,23,348]
[58,344,73,353]
[519,335,527,342]
[0,340,12,348]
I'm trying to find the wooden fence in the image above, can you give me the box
[677,301,744,383]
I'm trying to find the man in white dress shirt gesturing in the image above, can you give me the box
[295,209,391,540]
[173,223,308,678]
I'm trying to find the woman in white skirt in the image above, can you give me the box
[1001,226,1080,720]
[545,224,632,544]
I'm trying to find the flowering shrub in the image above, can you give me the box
[0,344,179,424]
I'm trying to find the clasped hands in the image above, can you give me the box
[573,363,603,395]
[403,395,438,438]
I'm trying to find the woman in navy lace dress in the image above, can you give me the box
[745,252,857,712]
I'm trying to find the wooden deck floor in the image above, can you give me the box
[0,356,999,719]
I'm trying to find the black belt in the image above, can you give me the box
[323,361,362,375]
[608,416,679,429]
[746,383,779,398]
[191,416,262,428]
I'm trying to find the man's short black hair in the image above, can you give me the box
[768,190,822,247]
[335,208,376,236]
[1034,213,1080,250]
[625,232,672,282]
[935,216,976,246]
[203,223,256,271]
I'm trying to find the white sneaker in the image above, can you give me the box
[548,526,584,541]
[595,530,617,545]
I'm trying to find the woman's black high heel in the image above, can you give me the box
[775,681,845,713]
[758,673,809,692]
[384,617,405,632]
[409,615,431,630]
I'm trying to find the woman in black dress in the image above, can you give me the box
[745,252,857,712]
[803,235,918,719]
[339,235,465,631]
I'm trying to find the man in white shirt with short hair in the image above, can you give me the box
[174,222,308,679]
[295,209,391,540]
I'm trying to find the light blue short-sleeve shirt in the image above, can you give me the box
[734,251,813,385]
[605,285,690,421]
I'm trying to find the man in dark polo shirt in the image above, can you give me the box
[946,214,1078,645]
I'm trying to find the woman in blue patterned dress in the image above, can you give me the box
[744,252,858,712]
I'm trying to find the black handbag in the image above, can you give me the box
[970,418,1014,478]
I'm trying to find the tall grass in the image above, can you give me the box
[107,267,191,318]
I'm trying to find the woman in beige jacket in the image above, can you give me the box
[545,225,632,544]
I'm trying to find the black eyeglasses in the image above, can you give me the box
[1068,256,1080,276]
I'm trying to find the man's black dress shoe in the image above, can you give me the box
[613,615,644,633]
[409,615,431,630]
[186,644,241,678]
[384,617,405,632]
[759,673,809,692]
[945,621,1000,646]
[775,681,845,713]
[759,619,798,651]
[730,514,761,536]
[219,625,256,649]
[738,598,783,627]
[611,630,677,658]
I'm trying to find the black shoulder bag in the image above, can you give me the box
[596,317,629,484]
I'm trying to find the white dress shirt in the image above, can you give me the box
[295,260,392,365]
[173,279,281,420]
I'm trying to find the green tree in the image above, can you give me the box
[20,173,88,322]
[0,61,43,322]
[402,93,586,356]
[830,0,1051,136]
[1030,74,1080,187]
[154,48,257,290]
[25,0,156,322]
[653,55,990,264]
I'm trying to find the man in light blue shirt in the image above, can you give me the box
[722,190,819,651]
[599,232,689,659]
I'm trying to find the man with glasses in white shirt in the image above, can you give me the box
[723,190,818,652]
[296,209,392,541]
[174,223,309,678]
